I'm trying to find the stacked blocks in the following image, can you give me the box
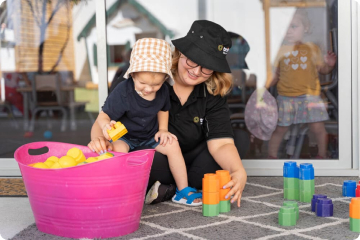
[343,180,357,197]
[299,163,314,203]
[216,170,231,213]
[311,195,327,212]
[278,206,297,226]
[349,198,360,232]
[107,121,128,142]
[315,198,333,217]
[283,161,299,200]
[283,201,299,220]
[356,183,360,197]
[203,174,220,217]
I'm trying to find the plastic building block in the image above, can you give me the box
[311,195,327,212]
[67,147,86,164]
[97,152,114,160]
[315,198,333,217]
[350,218,360,232]
[278,206,297,226]
[342,180,357,197]
[203,192,220,205]
[202,174,219,193]
[107,121,128,142]
[299,179,315,190]
[216,170,231,188]
[299,163,314,180]
[283,201,299,220]
[284,177,299,189]
[284,188,300,200]
[356,185,360,197]
[300,190,314,203]
[219,188,230,201]
[349,198,360,219]
[219,200,231,213]
[203,204,219,217]
[283,161,299,178]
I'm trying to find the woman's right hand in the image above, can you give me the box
[88,136,113,154]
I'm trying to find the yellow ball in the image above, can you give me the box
[46,156,59,162]
[33,162,49,169]
[67,148,86,164]
[50,162,62,169]
[59,156,77,168]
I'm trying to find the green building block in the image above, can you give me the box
[203,204,219,217]
[283,201,299,220]
[284,188,299,200]
[299,190,314,203]
[284,177,299,189]
[299,179,315,191]
[350,218,360,232]
[278,206,297,226]
[219,200,231,213]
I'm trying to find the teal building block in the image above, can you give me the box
[283,201,299,219]
[203,204,219,217]
[350,218,360,232]
[278,206,297,226]
[284,188,300,200]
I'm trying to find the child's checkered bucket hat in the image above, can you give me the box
[124,38,174,85]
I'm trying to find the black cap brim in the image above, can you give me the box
[172,37,232,73]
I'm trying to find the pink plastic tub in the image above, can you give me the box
[14,141,155,239]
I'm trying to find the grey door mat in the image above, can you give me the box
[9,177,360,240]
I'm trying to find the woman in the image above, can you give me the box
[88,20,247,207]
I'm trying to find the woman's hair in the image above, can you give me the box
[171,48,233,97]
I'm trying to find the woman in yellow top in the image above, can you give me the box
[267,9,336,159]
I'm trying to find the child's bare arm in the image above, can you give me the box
[265,67,280,89]
[155,111,177,146]
[96,111,116,140]
[317,51,337,75]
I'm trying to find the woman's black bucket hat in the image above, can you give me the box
[172,20,233,73]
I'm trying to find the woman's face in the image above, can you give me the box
[176,54,213,87]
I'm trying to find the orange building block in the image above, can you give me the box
[216,170,231,188]
[350,197,360,219]
[219,188,230,201]
[107,121,128,142]
[203,191,220,205]
[203,174,219,193]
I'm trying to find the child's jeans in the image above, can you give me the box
[119,136,159,150]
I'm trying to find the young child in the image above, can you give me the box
[267,9,337,159]
[93,38,202,206]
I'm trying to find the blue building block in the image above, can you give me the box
[283,161,299,178]
[316,198,333,217]
[342,180,357,197]
[311,194,327,212]
[299,163,314,180]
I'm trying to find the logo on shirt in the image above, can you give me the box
[194,117,199,123]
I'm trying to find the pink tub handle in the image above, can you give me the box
[126,152,151,166]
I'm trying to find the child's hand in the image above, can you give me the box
[102,120,116,141]
[324,51,337,68]
[154,130,178,146]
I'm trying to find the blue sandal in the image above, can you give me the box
[171,187,202,206]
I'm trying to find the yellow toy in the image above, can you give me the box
[97,152,114,161]
[67,147,86,164]
[59,156,77,168]
[33,162,49,169]
[107,121,128,142]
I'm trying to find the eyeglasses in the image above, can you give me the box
[180,54,214,76]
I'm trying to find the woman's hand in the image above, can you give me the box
[154,130,178,146]
[88,136,113,154]
[222,169,247,207]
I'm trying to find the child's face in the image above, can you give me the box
[132,72,166,97]
[285,15,307,44]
